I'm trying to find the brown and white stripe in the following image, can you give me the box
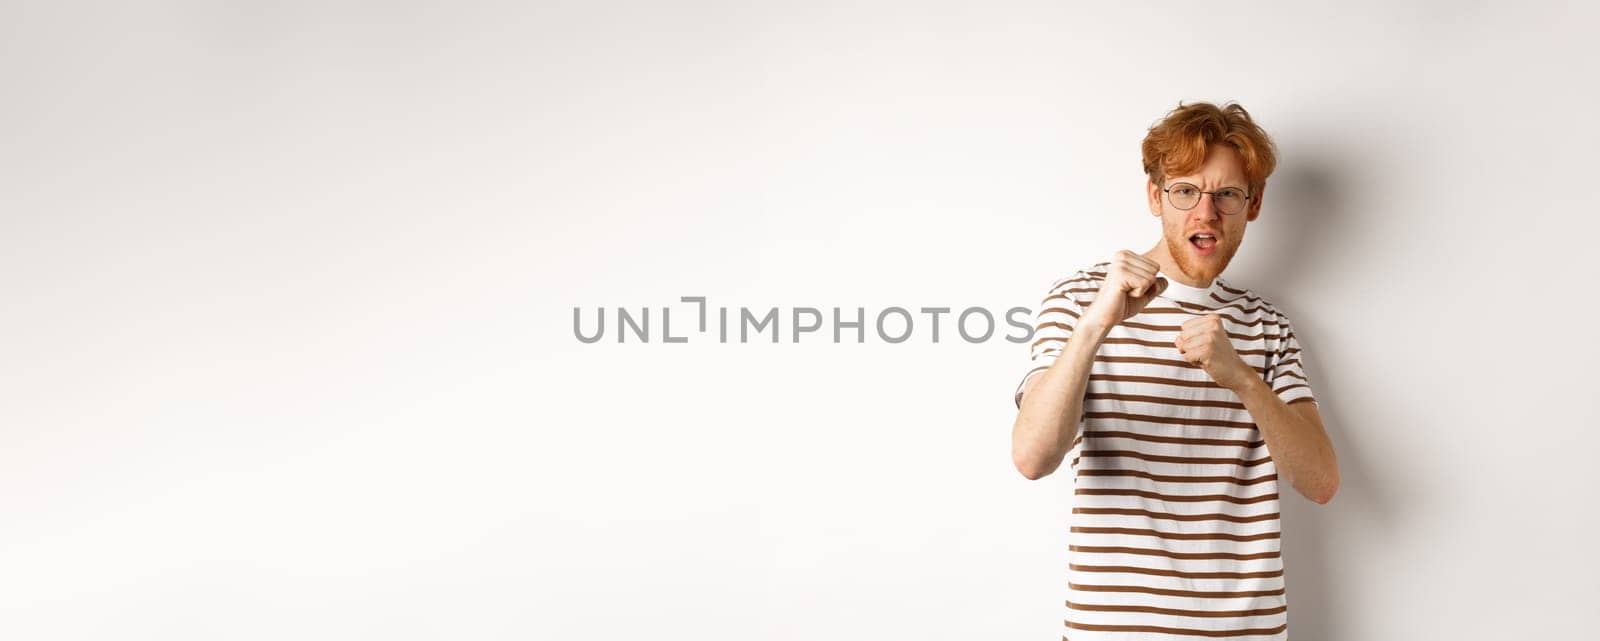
[1015,262,1317,640]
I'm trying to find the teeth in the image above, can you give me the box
[1194,234,1214,239]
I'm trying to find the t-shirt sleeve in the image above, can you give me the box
[1014,273,1089,408]
[1268,314,1318,406]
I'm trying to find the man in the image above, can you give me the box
[1010,101,1339,639]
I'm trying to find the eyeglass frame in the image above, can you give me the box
[1159,181,1254,215]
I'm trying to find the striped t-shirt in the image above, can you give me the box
[1014,261,1318,640]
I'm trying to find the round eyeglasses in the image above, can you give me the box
[1162,182,1252,215]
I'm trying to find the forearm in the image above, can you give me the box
[1011,317,1111,480]
[1234,377,1340,503]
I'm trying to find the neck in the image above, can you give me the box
[1143,240,1214,289]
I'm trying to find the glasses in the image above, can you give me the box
[1162,182,1252,215]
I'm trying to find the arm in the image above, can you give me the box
[1174,313,1341,504]
[1233,382,1340,503]
[1011,251,1168,480]
[1010,315,1111,480]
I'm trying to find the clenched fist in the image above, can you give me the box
[1084,250,1169,327]
[1175,314,1257,391]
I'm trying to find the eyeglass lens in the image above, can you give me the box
[1168,183,1246,214]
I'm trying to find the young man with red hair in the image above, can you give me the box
[1010,101,1339,639]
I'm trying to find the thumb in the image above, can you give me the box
[1133,276,1168,304]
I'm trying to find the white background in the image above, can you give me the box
[4,1,1598,639]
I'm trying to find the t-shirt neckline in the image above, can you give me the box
[1157,269,1225,305]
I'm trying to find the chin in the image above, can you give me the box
[1165,237,1234,283]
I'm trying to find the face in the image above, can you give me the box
[1145,143,1262,286]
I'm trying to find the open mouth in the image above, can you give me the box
[1189,233,1218,255]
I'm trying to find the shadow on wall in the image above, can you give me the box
[1257,153,1397,641]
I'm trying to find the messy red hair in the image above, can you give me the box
[1141,101,1277,196]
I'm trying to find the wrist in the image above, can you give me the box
[1232,373,1272,398]
[1075,313,1113,344]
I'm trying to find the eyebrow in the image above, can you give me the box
[1173,180,1249,192]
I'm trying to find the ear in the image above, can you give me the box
[1146,177,1163,217]
[1246,185,1264,222]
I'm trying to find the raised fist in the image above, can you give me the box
[1084,250,1168,327]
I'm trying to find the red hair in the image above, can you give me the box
[1141,101,1277,196]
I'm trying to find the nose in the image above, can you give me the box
[1192,193,1222,220]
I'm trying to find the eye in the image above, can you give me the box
[1218,188,1245,199]
[1172,185,1198,197]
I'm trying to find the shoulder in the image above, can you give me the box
[1044,261,1110,291]
[1215,277,1303,341]
[1215,277,1275,314]
[1040,262,1110,306]
[1043,260,1107,286]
